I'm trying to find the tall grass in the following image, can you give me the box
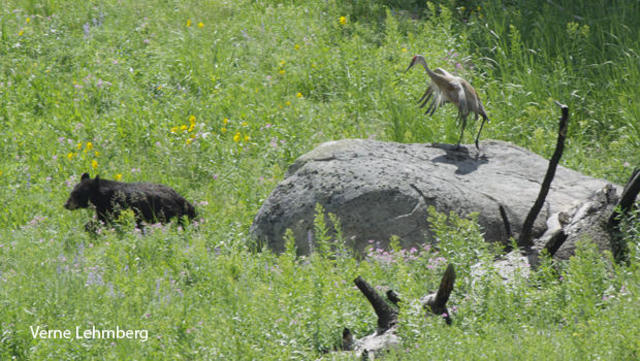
[453,0,639,180]
[0,0,639,359]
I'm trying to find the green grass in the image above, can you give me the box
[1,0,639,359]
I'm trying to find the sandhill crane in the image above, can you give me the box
[405,55,489,149]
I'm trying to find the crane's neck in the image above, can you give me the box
[420,61,456,91]
[416,57,432,73]
[417,57,446,82]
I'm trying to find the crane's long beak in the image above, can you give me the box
[404,59,416,73]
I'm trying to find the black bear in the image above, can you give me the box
[64,173,196,229]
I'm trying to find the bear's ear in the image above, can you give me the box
[94,175,101,185]
[81,173,90,181]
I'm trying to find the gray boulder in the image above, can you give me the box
[251,139,618,255]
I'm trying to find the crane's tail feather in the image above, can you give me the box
[428,103,438,116]
[425,100,437,116]
[417,87,432,105]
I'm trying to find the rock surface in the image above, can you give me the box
[251,139,619,255]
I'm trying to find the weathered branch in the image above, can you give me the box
[354,276,398,332]
[499,204,513,251]
[421,264,456,325]
[542,230,568,258]
[606,168,640,262]
[519,101,569,251]
[433,264,456,310]
[607,168,640,229]
[386,290,401,307]
[342,328,354,351]
[339,266,455,357]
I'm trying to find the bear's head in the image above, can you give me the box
[64,173,100,210]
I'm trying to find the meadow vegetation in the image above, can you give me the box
[0,0,639,359]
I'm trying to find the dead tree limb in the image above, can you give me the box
[386,290,401,307]
[606,168,640,262]
[342,328,354,351]
[353,276,398,332]
[339,266,456,357]
[421,264,456,324]
[519,101,569,252]
[499,204,513,252]
[608,168,640,229]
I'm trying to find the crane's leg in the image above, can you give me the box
[457,114,467,149]
[474,114,488,150]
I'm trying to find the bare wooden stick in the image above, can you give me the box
[519,101,569,251]
[421,264,456,325]
[354,276,398,332]
[606,168,640,262]
[499,204,513,252]
[433,264,456,310]
[386,290,401,306]
[342,328,354,351]
[608,168,640,229]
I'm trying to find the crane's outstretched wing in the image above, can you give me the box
[455,83,468,118]
[417,68,448,107]
[421,82,448,116]
[417,85,433,107]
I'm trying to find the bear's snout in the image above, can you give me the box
[64,199,78,210]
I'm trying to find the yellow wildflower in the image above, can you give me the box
[186,19,192,27]
[86,142,93,151]
[285,100,291,106]
[221,127,227,133]
[180,125,188,131]
[279,60,286,67]
[91,160,98,169]
[67,152,74,160]
[198,22,204,28]
[170,126,179,133]
[244,135,250,142]
[223,118,229,125]
[94,151,100,157]
[76,143,83,150]
[233,132,241,142]
[189,115,196,123]
[294,44,300,50]
[188,123,195,132]
[114,173,123,181]
[26,17,31,24]
[241,121,248,127]
[339,16,347,25]
[186,138,192,145]
[296,92,303,98]
[401,48,407,52]
[18,29,24,36]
